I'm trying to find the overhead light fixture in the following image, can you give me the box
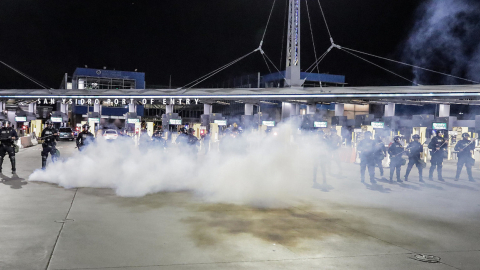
[260,101,278,105]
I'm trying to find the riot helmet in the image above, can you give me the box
[46,119,53,128]
[3,120,11,128]
[435,130,444,136]
[179,127,187,134]
[394,136,401,142]
[412,134,421,140]
[188,128,195,135]
[82,124,90,131]
[462,133,470,139]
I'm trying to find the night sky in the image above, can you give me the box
[0,0,436,89]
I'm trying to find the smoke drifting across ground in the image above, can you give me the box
[402,0,480,84]
[28,123,323,207]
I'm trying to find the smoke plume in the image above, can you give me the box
[28,122,324,207]
[403,0,480,84]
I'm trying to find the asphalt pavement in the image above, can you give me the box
[1,141,479,270]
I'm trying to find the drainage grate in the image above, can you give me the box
[411,254,441,263]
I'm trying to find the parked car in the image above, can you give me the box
[103,129,119,140]
[58,127,75,141]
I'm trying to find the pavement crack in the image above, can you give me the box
[46,188,79,270]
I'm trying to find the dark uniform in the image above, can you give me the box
[404,135,424,182]
[186,128,199,156]
[203,131,211,154]
[313,132,328,184]
[388,137,404,182]
[0,122,18,173]
[76,125,95,151]
[373,135,386,177]
[454,133,475,182]
[428,131,447,181]
[175,127,189,145]
[327,129,342,175]
[41,121,59,169]
[152,130,166,149]
[358,132,376,183]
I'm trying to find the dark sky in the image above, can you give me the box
[0,0,423,89]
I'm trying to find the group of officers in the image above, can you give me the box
[0,120,95,173]
[358,130,476,184]
[39,121,94,169]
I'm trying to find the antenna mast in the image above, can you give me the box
[285,0,303,87]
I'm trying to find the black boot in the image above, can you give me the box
[0,156,3,173]
[10,156,15,173]
[42,156,47,169]
[405,167,412,181]
[467,166,475,182]
[438,167,444,181]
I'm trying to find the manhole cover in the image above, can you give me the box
[411,254,441,263]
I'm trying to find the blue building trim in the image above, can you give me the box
[73,68,146,89]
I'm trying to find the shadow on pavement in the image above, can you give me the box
[312,181,334,192]
[362,181,392,193]
[397,182,421,190]
[0,173,28,189]
[436,181,478,191]
[419,182,444,190]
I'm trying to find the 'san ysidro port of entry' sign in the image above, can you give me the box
[314,121,328,128]
[214,120,227,126]
[89,118,100,123]
[51,117,63,123]
[371,122,385,129]
[433,122,447,130]
[127,118,140,124]
[169,119,182,125]
[15,116,27,122]
[262,121,275,127]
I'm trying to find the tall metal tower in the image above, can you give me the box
[285,0,303,87]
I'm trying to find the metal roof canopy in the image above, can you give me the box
[1,84,480,105]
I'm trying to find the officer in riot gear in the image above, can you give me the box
[454,133,475,182]
[76,124,95,151]
[40,120,59,169]
[185,128,199,155]
[428,130,448,181]
[388,136,404,183]
[373,134,386,178]
[175,127,189,145]
[0,120,18,173]
[327,128,342,175]
[357,131,376,183]
[187,128,198,145]
[404,134,424,182]
[313,130,328,186]
[152,129,166,149]
[203,129,211,154]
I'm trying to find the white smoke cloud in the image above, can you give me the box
[403,0,480,84]
[28,122,325,207]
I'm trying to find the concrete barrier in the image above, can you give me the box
[20,136,33,148]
